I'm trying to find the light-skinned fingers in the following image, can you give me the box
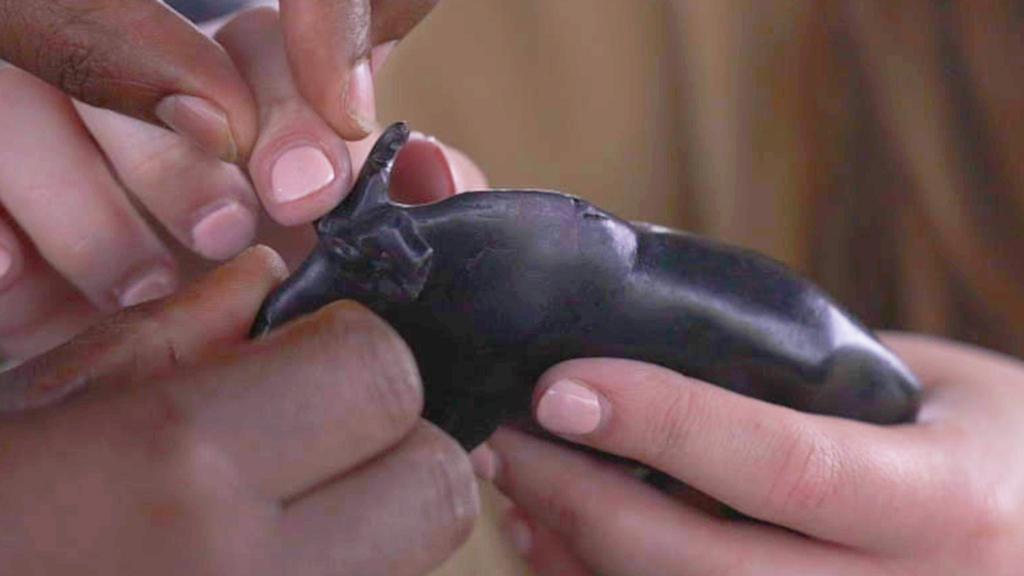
[531,358,956,552]
[217,7,352,225]
[0,246,287,410]
[488,428,871,576]
[0,230,96,364]
[282,422,478,576]
[160,299,423,499]
[76,102,259,261]
[0,66,177,311]
[0,0,257,160]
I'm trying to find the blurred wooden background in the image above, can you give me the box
[381,0,1024,356]
[374,1,1024,573]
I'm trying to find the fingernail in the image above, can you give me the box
[345,59,377,135]
[536,379,603,436]
[469,442,499,482]
[371,41,398,76]
[411,132,456,195]
[191,201,257,260]
[270,145,336,204]
[501,512,533,556]
[155,95,238,163]
[118,266,176,308]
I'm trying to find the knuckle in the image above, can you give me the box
[408,425,479,546]
[543,493,581,543]
[955,482,1017,553]
[372,0,441,41]
[261,100,324,132]
[641,383,704,464]
[136,326,187,373]
[9,308,167,399]
[318,302,423,428]
[363,371,421,436]
[48,35,103,100]
[927,473,1020,572]
[29,6,113,101]
[930,426,1017,550]
[134,385,193,454]
[764,422,844,519]
[218,5,279,41]
[101,307,186,372]
[10,2,166,108]
[122,386,239,499]
[526,479,584,545]
[86,306,155,353]
[119,384,201,468]
[119,137,193,187]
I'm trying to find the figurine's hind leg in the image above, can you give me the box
[422,357,534,450]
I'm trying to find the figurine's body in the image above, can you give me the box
[253,123,920,449]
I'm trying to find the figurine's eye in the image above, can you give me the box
[325,236,361,259]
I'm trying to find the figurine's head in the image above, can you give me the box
[314,123,433,303]
[250,124,433,336]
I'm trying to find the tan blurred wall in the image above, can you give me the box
[375,1,1024,573]
[381,0,1024,355]
[377,0,691,229]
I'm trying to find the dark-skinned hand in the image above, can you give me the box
[0,246,478,575]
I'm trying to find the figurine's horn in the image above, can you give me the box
[320,122,409,225]
[250,245,339,338]
[252,123,411,338]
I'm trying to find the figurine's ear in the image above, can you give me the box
[323,122,410,223]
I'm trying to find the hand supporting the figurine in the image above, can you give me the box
[483,336,1024,575]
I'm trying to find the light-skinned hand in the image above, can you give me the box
[483,335,1024,575]
[0,6,486,361]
